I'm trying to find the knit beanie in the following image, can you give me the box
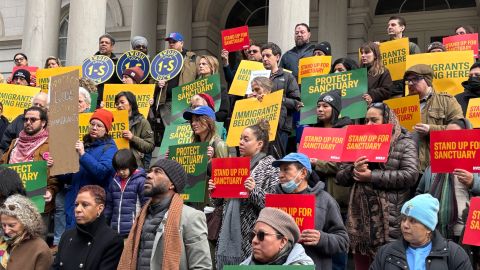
[131,36,148,49]
[401,194,439,231]
[427,41,446,53]
[317,89,342,113]
[90,109,114,132]
[404,64,434,87]
[0,194,43,237]
[314,41,332,56]
[12,69,31,84]
[151,159,187,193]
[197,93,215,111]
[122,66,144,84]
[256,207,300,243]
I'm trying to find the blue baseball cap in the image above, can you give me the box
[183,106,216,121]
[272,153,312,173]
[165,32,184,42]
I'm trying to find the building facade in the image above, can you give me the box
[0,0,478,74]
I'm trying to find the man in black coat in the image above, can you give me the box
[455,62,480,116]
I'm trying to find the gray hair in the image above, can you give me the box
[79,87,91,106]
[31,92,50,109]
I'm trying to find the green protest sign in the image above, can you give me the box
[2,161,48,212]
[89,92,98,112]
[168,142,209,202]
[171,74,221,124]
[224,266,314,270]
[300,68,368,124]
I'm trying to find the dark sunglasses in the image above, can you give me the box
[249,230,283,242]
[1,203,16,211]
[248,50,259,54]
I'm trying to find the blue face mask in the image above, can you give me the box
[281,170,303,193]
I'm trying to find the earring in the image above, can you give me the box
[96,212,100,217]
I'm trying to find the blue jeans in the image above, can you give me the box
[53,188,67,245]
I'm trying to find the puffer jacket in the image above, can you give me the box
[271,68,301,133]
[104,169,149,237]
[417,90,463,172]
[63,137,117,229]
[336,127,419,243]
[370,230,472,270]
[129,115,154,168]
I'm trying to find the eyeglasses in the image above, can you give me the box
[134,45,147,50]
[249,230,283,242]
[248,50,259,54]
[14,57,25,63]
[89,123,105,129]
[24,117,40,123]
[404,76,424,85]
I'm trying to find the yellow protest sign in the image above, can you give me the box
[102,84,155,118]
[226,90,283,146]
[0,85,40,122]
[36,66,82,92]
[229,60,265,96]
[384,95,421,131]
[78,110,129,149]
[406,51,474,96]
[379,38,409,81]
[466,97,480,128]
[298,56,331,84]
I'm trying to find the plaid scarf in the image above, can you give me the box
[430,173,457,239]
[9,129,48,164]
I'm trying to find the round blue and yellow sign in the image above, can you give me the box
[116,50,151,82]
[150,49,184,81]
[82,55,115,85]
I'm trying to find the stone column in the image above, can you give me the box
[318,0,348,60]
[165,0,192,49]
[66,0,107,66]
[131,0,158,56]
[21,0,62,67]
[268,0,310,55]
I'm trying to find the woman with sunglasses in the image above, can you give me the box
[0,194,52,269]
[241,207,314,266]
[360,42,393,104]
[336,102,419,270]
[114,91,154,168]
[209,119,279,269]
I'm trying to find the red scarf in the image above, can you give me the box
[9,129,49,164]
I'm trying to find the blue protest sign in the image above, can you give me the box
[82,55,115,85]
[151,49,184,81]
[116,50,151,82]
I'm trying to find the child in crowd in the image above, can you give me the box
[104,149,149,238]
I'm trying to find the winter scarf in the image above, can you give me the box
[9,129,48,164]
[430,173,457,239]
[216,152,267,269]
[117,193,184,270]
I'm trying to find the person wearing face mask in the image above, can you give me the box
[269,153,348,270]
[336,103,419,270]
[455,62,480,116]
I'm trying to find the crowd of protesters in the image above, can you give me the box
[0,15,478,270]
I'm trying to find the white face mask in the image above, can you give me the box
[280,170,303,193]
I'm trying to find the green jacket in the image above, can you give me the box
[130,115,155,168]
[418,90,463,172]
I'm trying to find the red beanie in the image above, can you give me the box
[197,93,215,110]
[122,66,144,84]
[90,109,114,132]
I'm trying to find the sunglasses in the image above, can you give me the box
[248,50,259,54]
[24,117,40,123]
[249,230,283,242]
[1,203,16,211]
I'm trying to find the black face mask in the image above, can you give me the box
[468,77,480,90]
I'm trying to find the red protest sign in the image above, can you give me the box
[298,127,346,162]
[265,194,315,232]
[266,194,315,232]
[211,157,250,198]
[443,33,479,58]
[462,197,480,246]
[341,124,393,162]
[430,130,480,173]
[221,26,250,52]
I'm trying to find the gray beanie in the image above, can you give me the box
[150,159,187,193]
[0,194,44,237]
[256,207,300,243]
[131,36,148,49]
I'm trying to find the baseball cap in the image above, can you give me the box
[165,32,184,42]
[183,105,216,121]
[272,153,312,173]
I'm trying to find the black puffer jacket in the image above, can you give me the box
[336,127,419,242]
[270,68,301,133]
[370,230,472,270]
